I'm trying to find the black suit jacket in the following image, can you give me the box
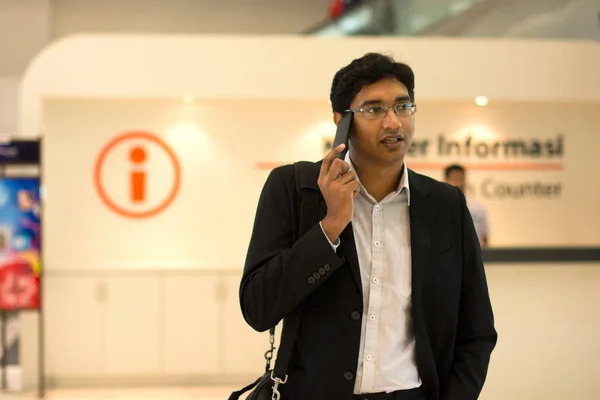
[240,161,497,400]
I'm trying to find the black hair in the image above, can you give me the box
[329,53,415,113]
[444,164,465,178]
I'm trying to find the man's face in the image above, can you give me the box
[335,77,415,167]
[445,170,466,192]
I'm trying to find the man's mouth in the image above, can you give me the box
[381,135,403,144]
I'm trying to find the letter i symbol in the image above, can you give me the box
[130,146,147,203]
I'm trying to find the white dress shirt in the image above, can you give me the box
[466,197,489,247]
[320,154,421,394]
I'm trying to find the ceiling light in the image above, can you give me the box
[475,96,488,106]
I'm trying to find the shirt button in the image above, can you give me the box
[370,315,376,321]
[366,355,372,361]
[344,371,354,381]
[373,277,379,283]
[374,241,380,247]
[375,205,380,210]
[351,311,361,321]
[308,277,315,284]
[324,264,331,271]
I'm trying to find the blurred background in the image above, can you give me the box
[0,0,599,399]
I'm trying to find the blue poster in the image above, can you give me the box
[0,178,41,310]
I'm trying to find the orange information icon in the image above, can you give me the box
[129,145,147,203]
[94,131,181,219]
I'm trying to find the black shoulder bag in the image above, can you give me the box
[229,162,320,400]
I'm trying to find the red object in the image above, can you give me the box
[0,257,39,310]
[328,0,344,19]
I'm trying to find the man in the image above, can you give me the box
[444,164,490,247]
[240,53,497,400]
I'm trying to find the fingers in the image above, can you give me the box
[327,159,350,182]
[346,180,361,199]
[337,173,360,198]
[336,170,357,185]
[320,144,346,178]
[348,179,361,193]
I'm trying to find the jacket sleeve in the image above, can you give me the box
[440,188,498,400]
[239,165,346,332]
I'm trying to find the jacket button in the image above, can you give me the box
[313,272,321,280]
[318,268,326,275]
[344,371,354,380]
[351,311,361,321]
[324,264,331,271]
[308,277,315,284]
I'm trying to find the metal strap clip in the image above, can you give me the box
[270,371,288,400]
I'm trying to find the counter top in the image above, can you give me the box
[482,247,600,263]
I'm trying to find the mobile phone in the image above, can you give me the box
[332,112,353,160]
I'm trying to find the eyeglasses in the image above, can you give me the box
[346,102,417,119]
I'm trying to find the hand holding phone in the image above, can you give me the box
[318,112,358,242]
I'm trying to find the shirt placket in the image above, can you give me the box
[361,201,384,391]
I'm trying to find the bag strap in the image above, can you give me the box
[229,162,321,400]
[228,375,264,400]
[271,161,320,380]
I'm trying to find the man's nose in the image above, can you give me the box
[382,107,400,129]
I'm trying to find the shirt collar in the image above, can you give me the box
[344,152,411,206]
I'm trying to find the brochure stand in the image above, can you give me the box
[0,139,44,398]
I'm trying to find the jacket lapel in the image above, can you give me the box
[339,222,363,298]
[408,170,438,306]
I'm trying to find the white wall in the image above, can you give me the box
[15,35,600,399]
[41,98,334,269]
[41,98,600,254]
[0,0,51,75]
[19,36,600,138]
[0,0,51,137]
[0,76,19,135]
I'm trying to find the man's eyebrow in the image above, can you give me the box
[358,99,383,107]
[358,95,411,108]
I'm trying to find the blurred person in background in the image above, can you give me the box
[240,53,497,400]
[444,164,489,247]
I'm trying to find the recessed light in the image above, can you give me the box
[475,96,488,106]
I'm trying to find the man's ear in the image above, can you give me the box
[333,112,343,125]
